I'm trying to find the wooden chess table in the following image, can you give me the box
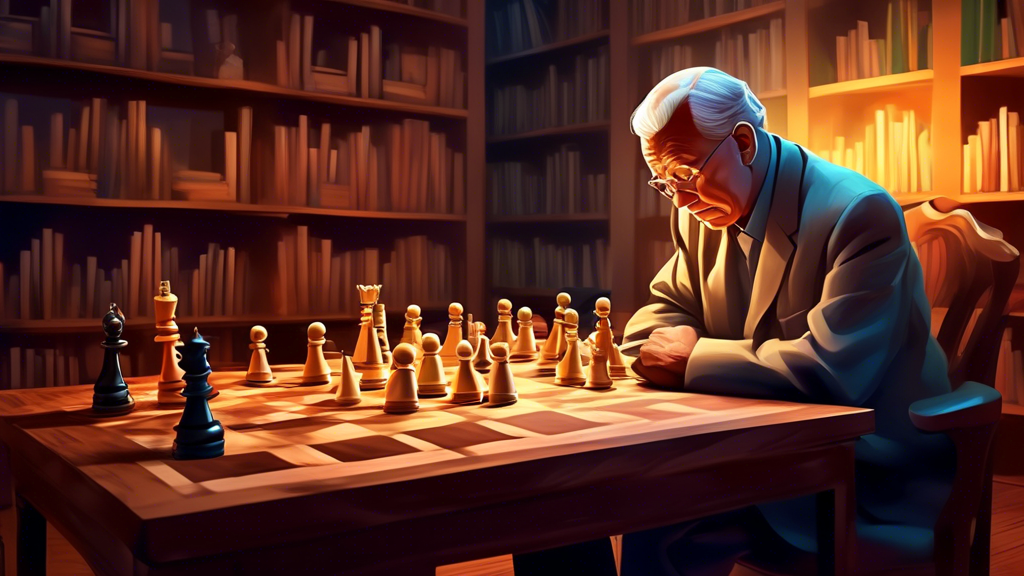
[0,362,873,575]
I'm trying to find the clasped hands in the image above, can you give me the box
[634,325,699,387]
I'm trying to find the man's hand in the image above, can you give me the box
[633,325,699,388]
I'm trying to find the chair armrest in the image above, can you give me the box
[909,381,1002,433]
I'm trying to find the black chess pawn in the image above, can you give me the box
[92,303,135,415]
[172,328,225,460]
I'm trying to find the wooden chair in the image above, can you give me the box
[734,198,1018,576]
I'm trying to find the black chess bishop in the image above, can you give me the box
[92,303,135,415]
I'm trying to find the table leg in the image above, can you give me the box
[817,444,856,576]
[16,493,45,576]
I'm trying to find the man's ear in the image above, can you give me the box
[732,122,757,166]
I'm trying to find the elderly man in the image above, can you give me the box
[514,68,955,575]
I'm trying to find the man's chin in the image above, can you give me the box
[692,208,734,229]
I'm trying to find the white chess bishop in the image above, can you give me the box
[399,304,424,352]
[594,297,627,378]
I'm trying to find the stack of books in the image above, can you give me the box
[832,3,931,84]
[387,0,464,18]
[962,106,1024,194]
[0,224,249,321]
[996,326,1024,408]
[489,236,610,290]
[489,44,609,137]
[712,18,785,95]
[488,145,608,216]
[274,226,454,316]
[488,0,604,58]
[261,116,465,214]
[6,345,85,390]
[632,0,777,36]
[962,0,1024,65]
[814,105,932,196]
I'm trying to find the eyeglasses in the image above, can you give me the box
[647,134,729,201]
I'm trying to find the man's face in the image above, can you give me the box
[641,109,755,229]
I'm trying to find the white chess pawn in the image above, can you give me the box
[439,302,464,368]
[510,307,539,362]
[451,340,485,404]
[594,297,627,377]
[487,343,518,407]
[246,325,273,383]
[384,344,420,414]
[301,322,332,385]
[399,304,424,352]
[491,299,517,346]
[585,344,613,390]
[416,333,448,397]
[539,292,571,366]
[474,335,494,373]
[555,309,586,385]
[336,354,362,406]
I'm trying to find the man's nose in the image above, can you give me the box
[673,190,700,209]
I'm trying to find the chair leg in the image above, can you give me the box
[969,466,994,576]
[16,494,45,576]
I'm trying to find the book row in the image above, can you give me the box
[274,227,454,317]
[489,45,609,137]
[814,105,932,196]
[962,0,1023,65]
[487,0,604,58]
[489,236,610,291]
[5,345,87,390]
[487,145,608,216]
[258,117,465,214]
[996,326,1024,407]
[0,224,249,321]
[631,0,777,37]
[962,106,1024,194]
[0,1,465,107]
[832,2,931,84]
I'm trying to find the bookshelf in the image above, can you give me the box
[0,0,486,389]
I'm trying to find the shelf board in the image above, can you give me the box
[808,69,933,99]
[487,121,611,144]
[1004,403,1024,416]
[0,54,468,119]
[961,57,1024,77]
[757,89,787,100]
[954,192,1024,204]
[487,30,610,65]
[488,213,610,223]
[0,195,469,221]
[325,0,467,27]
[632,1,786,46]
[892,192,940,206]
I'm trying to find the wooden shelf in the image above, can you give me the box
[1004,403,1024,416]
[487,31,610,65]
[0,54,469,120]
[961,57,1024,78]
[487,121,611,144]
[757,89,787,100]
[955,192,1024,204]
[808,69,934,99]
[325,0,467,27]
[892,193,941,206]
[488,213,609,223]
[0,195,469,221]
[632,1,786,46]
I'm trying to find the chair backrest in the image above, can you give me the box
[904,198,1020,388]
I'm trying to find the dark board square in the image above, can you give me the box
[312,435,420,462]
[404,421,519,450]
[497,411,605,436]
[164,451,297,483]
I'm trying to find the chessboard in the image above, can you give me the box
[0,359,856,524]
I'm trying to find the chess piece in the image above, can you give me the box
[92,303,135,415]
[438,302,464,368]
[473,335,494,374]
[301,322,332,385]
[467,313,479,352]
[416,333,448,397]
[399,304,424,352]
[374,303,391,368]
[555,308,586,385]
[585,343,613,390]
[509,307,539,362]
[352,285,389,389]
[323,339,342,376]
[336,353,362,406]
[491,299,517,346]
[594,297,627,378]
[487,343,518,407]
[539,292,571,367]
[215,41,244,80]
[384,343,420,414]
[172,328,225,460]
[451,340,485,404]
[154,281,185,404]
[246,325,273,383]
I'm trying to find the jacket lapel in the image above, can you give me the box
[743,136,803,340]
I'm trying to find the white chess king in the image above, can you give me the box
[155,281,186,404]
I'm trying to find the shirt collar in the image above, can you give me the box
[735,133,776,243]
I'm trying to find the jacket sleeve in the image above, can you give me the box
[621,208,708,357]
[684,191,921,406]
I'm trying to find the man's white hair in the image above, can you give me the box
[630,67,766,140]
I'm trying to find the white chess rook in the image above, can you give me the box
[585,344,613,390]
